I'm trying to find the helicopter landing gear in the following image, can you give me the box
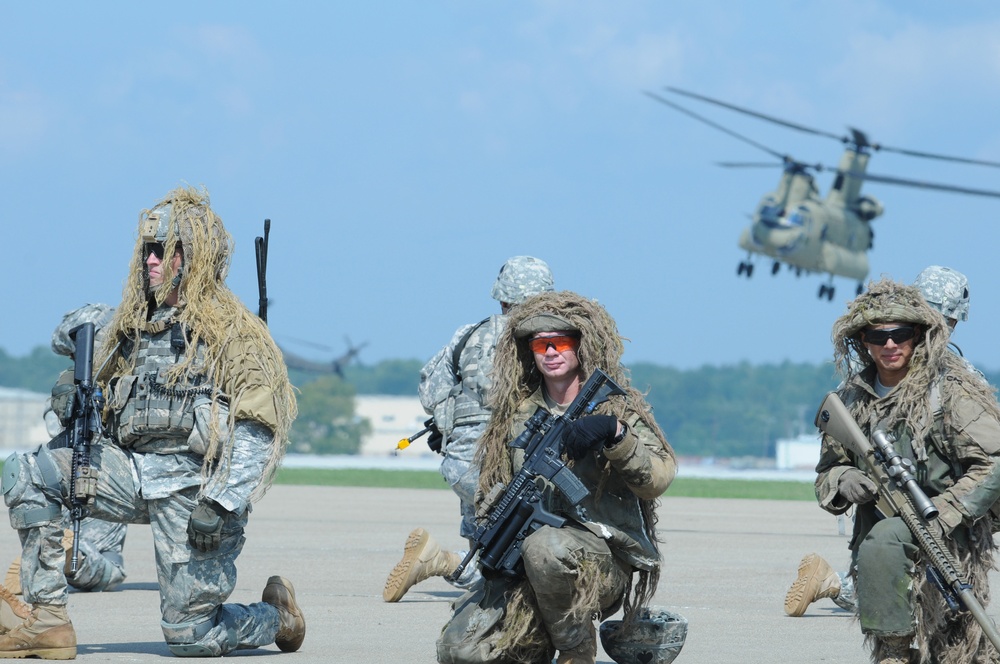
[771,261,781,275]
[737,261,754,277]
[818,284,835,301]
[795,267,802,277]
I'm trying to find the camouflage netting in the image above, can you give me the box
[833,277,1000,664]
[476,290,674,662]
[97,185,296,501]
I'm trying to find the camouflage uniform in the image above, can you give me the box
[383,257,556,602]
[419,315,505,538]
[4,304,130,595]
[4,306,281,655]
[814,278,1000,664]
[1,187,301,659]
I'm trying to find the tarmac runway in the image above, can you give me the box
[5,484,998,663]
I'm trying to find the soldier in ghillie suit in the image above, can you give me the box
[815,277,1000,664]
[786,265,975,619]
[436,291,676,664]
[0,186,302,659]
[384,256,555,603]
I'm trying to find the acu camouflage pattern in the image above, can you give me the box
[50,303,115,358]
[489,256,554,305]
[914,265,970,322]
[599,607,688,664]
[419,314,507,537]
[3,303,283,655]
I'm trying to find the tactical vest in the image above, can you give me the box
[108,317,211,450]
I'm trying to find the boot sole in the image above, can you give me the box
[0,646,77,660]
[382,528,431,603]
[784,553,826,617]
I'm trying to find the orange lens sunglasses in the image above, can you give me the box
[528,335,579,354]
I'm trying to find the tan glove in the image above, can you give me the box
[838,469,878,504]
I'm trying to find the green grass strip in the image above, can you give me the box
[274,468,816,501]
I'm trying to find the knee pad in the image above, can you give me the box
[2,453,60,529]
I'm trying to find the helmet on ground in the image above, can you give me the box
[490,256,554,305]
[914,265,969,322]
[51,303,116,358]
[599,607,688,664]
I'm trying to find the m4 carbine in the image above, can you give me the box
[67,322,105,575]
[816,392,1000,652]
[448,368,626,582]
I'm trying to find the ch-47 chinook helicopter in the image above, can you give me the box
[278,337,368,378]
[646,87,1000,300]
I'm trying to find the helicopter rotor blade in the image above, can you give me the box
[715,161,784,168]
[665,86,845,143]
[849,170,1000,199]
[644,90,787,162]
[868,142,1000,169]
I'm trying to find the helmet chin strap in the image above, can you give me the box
[171,267,183,288]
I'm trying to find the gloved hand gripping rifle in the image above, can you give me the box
[816,392,1000,652]
[448,368,626,582]
[67,322,105,575]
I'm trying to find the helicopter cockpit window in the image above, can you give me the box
[787,206,809,227]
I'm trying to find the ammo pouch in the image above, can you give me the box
[111,369,207,446]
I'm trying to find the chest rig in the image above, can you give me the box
[110,316,212,447]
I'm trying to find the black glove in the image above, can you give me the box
[187,500,228,552]
[426,422,444,454]
[562,415,620,460]
[838,469,878,505]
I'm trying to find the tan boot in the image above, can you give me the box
[0,604,77,659]
[784,553,841,617]
[261,576,305,653]
[3,560,19,597]
[556,621,597,664]
[382,528,460,603]
[876,635,913,664]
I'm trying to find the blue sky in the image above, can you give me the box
[4,1,1000,372]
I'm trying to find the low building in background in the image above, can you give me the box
[775,433,821,471]
[355,395,431,457]
[0,387,48,451]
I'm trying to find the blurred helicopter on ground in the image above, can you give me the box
[646,87,1000,300]
[278,336,368,378]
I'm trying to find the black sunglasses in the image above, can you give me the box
[145,242,165,260]
[863,326,916,346]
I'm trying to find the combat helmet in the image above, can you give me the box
[490,256,554,305]
[51,303,115,358]
[599,607,688,664]
[914,265,969,323]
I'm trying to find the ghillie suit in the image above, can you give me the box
[472,290,675,663]
[820,277,1000,664]
[97,185,296,500]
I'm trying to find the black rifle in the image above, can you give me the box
[66,323,105,575]
[448,368,626,582]
[816,392,1000,651]
[255,219,270,323]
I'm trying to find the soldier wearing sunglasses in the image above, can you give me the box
[787,266,980,621]
[437,291,676,664]
[813,277,1000,664]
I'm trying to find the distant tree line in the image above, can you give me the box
[3,346,997,458]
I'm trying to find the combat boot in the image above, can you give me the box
[383,528,461,602]
[262,576,305,653]
[556,621,597,664]
[0,604,76,659]
[784,553,840,617]
[0,584,31,636]
[876,635,913,664]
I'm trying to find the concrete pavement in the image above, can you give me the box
[4,485,997,663]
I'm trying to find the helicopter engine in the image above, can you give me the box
[854,194,884,222]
